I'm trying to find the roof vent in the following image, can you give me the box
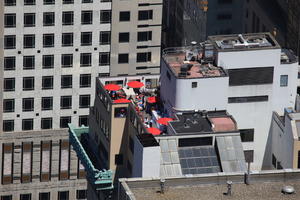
[282,186,295,194]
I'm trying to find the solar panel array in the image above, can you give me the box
[178,146,221,174]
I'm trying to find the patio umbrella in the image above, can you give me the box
[127,81,144,88]
[147,127,161,135]
[147,96,158,104]
[157,118,173,125]
[113,98,131,103]
[104,84,121,91]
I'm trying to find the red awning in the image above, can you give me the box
[157,118,173,125]
[104,84,121,91]
[127,81,144,88]
[147,127,161,135]
[147,96,158,104]
[113,98,131,103]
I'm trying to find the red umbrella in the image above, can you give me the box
[104,84,121,91]
[127,81,144,88]
[157,118,173,125]
[147,127,161,135]
[147,96,158,104]
[113,98,131,103]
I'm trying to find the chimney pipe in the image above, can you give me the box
[160,178,166,194]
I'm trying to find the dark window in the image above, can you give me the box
[43,55,54,68]
[81,11,93,24]
[76,190,87,199]
[23,77,34,91]
[24,13,35,27]
[39,193,50,200]
[43,34,54,47]
[4,57,15,70]
[41,97,53,110]
[138,10,153,20]
[228,96,268,103]
[119,32,130,43]
[115,154,123,165]
[24,0,35,5]
[137,31,152,42]
[41,118,52,129]
[114,107,127,118]
[280,75,288,87]
[99,31,111,45]
[5,0,16,6]
[81,32,92,46]
[244,150,254,163]
[43,12,55,26]
[24,34,35,48]
[137,52,151,62]
[4,14,16,28]
[4,78,15,91]
[4,35,16,49]
[80,53,92,67]
[61,75,72,88]
[100,10,111,24]
[178,137,213,147]
[58,191,69,200]
[44,0,55,5]
[118,54,129,63]
[79,116,88,126]
[63,0,73,3]
[42,76,53,90]
[228,67,274,86]
[217,13,232,20]
[23,56,35,70]
[192,82,197,88]
[60,117,71,128]
[3,99,15,112]
[0,196,12,200]
[80,74,91,88]
[3,120,14,132]
[119,11,130,21]
[82,0,92,3]
[79,95,90,108]
[62,11,73,25]
[240,129,254,142]
[61,54,73,67]
[62,33,73,47]
[99,52,110,66]
[22,119,33,131]
[22,98,34,112]
[20,194,31,200]
[61,96,72,109]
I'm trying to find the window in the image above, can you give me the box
[39,193,50,200]
[76,190,87,199]
[81,32,92,46]
[119,11,130,21]
[228,95,268,103]
[99,31,111,45]
[114,107,127,118]
[80,74,91,88]
[63,0,73,3]
[43,34,54,47]
[119,32,130,43]
[22,119,33,130]
[3,120,14,132]
[137,52,151,62]
[100,10,111,24]
[138,10,153,20]
[79,116,88,126]
[61,54,73,68]
[41,118,52,129]
[61,96,72,109]
[60,117,71,128]
[23,77,34,91]
[24,0,35,5]
[192,82,197,88]
[23,56,35,70]
[5,0,16,6]
[82,0,92,3]
[62,33,73,47]
[4,35,16,49]
[1,196,12,200]
[118,54,129,64]
[41,97,53,110]
[44,0,55,4]
[81,11,93,24]
[115,154,123,165]
[24,34,35,48]
[138,31,152,42]
[79,95,90,108]
[3,99,15,112]
[240,129,254,142]
[4,78,15,91]
[24,13,35,27]
[217,13,232,20]
[61,75,72,88]
[42,76,53,90]
[43,12,55,26]
[280,75,288,87]
[20,194,31,200]
[80,53,92,67]
[62,11,73,25]
[22,98,34,112]
[58,191,69,200]
[244,150,254,163]
[4,14,16,28]
[43,55,54,69]
[99,52,110,66]
[4,57,16,70]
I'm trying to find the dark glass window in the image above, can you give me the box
[22,119,33,131]
[41,97,53,110]
[42,76,53,90]
[280,75,288,87]
[138,10,153,20]
[118,54,129,64]
[240,129,254,142]
[61,54,73,67]
[79,116,88,127]
[228,96,268,103]
[82,0,92,3]
[1,196,12,200]
[81,11,93,24]
[43,55,54,69]
[44,0,55,5]
[5,0,16,6]
[99,52,110,66]
[4,35,16,49]
[100,10,111,23]
[4,14,16,28]
[23,77,34,91]
[24,13,35,27]
[24,34,35,48]
[24,0,35,5]
[43,34,54,47]
[99,31,111,45]
[23,56,35,70]
[80,53,92,67]
[191,82,197,88]
[20,194,31,200]
[119,32,129,43]
[43,12,55,26]
[4,78,15,91]
[3,120,14,132]
[81,32,92,46]
[114,107,127,118]
[76,190,87,199]
[138,31,152,42]
[137,52,151,62]
[4,57,16,70]
[39,193,50,200]
[62,11,73,25]
[22,98,34,112]
[119,11,130,21]
[60,96,72,109]
[41,118,52,129]
[61,75,72,88]
[62,33,73,47]
[79,95,90,108]
[63,0,73,4]
[3,99,15,112]
[80,74,91,88]
[60,117,71,128]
